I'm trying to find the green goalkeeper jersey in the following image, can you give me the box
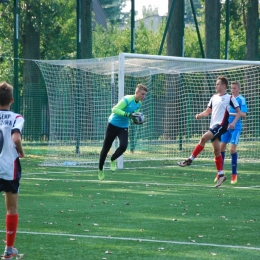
[108,95,142,128]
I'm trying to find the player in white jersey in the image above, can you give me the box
[0,82,24,259]
[178,76,241,187]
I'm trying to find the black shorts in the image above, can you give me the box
[209,124,227,142]
[0,178,20,194]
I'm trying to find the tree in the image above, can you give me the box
[245,0,259,60]
[19,0,76,140]
[21,1,49,140]
[142,5,159,18]
[184,24,205,58]
[219,0,246,60]
[92,18,167,57]
[99,0,127,25]
[0,3,14,82]
[167,0,184,56]
[205,0,221,58]
[165,0,184,140]
[219,0,259,60]
[184,0,202,24]
[81,0,92,59]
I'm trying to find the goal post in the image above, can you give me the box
[35,53,260,167]
[117,53,125,169]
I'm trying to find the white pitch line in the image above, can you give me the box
[22,177,215,188]
[0,230,259,251]
[21,177,260,189]
[20,163,217,176]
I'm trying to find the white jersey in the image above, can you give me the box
[207,93,239,129]
[0,110,24,180]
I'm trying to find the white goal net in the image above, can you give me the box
[35,53,260,167]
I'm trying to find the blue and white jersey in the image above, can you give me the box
[0,110,24,180]
[229,94,248,131]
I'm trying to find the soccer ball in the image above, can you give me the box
[132,112,145,124]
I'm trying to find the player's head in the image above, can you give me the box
[135,84,148,101]
[0,82,14,106]
[216,76,228,93]
[231,81,241,97]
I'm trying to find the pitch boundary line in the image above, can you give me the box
[0,230,259,251]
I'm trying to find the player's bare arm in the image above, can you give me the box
[229,111,246,118]
[12,131,25,158]
[229,107,241,129]
[196,107,212,119]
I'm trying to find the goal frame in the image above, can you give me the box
[35,53,260,168]
[117,53,260,169]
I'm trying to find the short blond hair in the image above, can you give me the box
[231,81,241,89]
[136,84,148,93]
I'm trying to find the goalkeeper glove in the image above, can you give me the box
[124,112,141,124]
[129,113,141,124]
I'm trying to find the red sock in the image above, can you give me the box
[191,144,204,158]
[6,214,18,247]
[214,155,223,172]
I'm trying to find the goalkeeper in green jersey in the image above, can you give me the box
[98,84,148,180]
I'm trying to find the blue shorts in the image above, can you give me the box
[0,178,20,194]
[209,124,227,142]
[221,129,241,146]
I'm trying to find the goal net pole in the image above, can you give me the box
[117,53,125,169]
[111,62,115,153]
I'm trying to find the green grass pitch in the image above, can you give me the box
[0,157,259,259]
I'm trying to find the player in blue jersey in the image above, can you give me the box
[98,84,148,180]
[0,82,25,259]
[218,81,248,185]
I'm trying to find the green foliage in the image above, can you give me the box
[93,24,130,57]
[184,0,202,24]
[37,1,76,59]
[20,0,76,60]
[185,0,259,60]
[0,0,76,65]
[0,2,14,79]
[135,20,166,55]
[219,0,247,60]
[0,0,258,66]
[92,0,256,60]
[220,24,246,60]
[93,19,167,57]
[184,24,205,58]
